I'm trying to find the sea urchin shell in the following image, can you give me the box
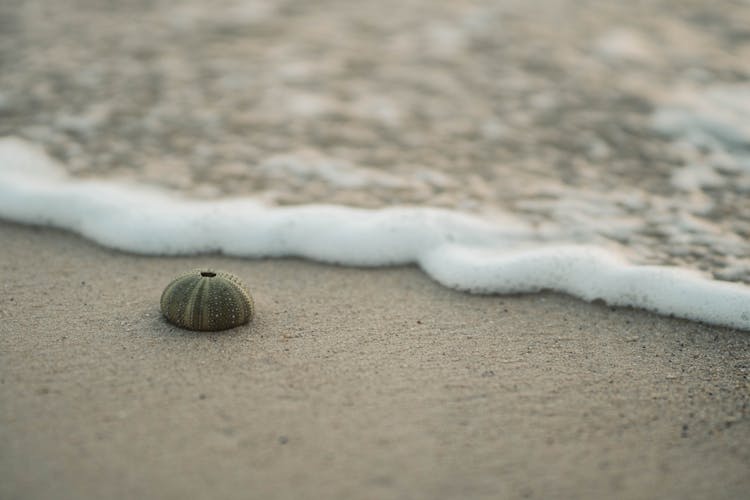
[160,269,254,331]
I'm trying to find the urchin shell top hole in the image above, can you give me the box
[200,271,217,277]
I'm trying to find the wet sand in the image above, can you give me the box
[1,220,748,500]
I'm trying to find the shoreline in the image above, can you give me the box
[2,136,750,332]
[1,220,748,500]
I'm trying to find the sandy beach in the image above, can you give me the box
[3,0,750,498]
[1,220,748,499]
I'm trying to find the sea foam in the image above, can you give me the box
[1,137,749,331]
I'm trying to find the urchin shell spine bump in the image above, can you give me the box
[160,269,254,331]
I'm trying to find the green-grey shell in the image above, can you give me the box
[160,269,254,331]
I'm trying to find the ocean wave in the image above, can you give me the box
[1,136,749,331]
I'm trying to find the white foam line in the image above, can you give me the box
[421,245,750,330]
[1,137,749,330]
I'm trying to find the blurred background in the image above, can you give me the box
[1,0,749,278]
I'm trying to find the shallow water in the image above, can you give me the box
[1,0,749,326]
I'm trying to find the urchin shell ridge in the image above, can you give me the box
[160,269,254,331]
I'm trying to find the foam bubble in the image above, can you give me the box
[1,137,749,330]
